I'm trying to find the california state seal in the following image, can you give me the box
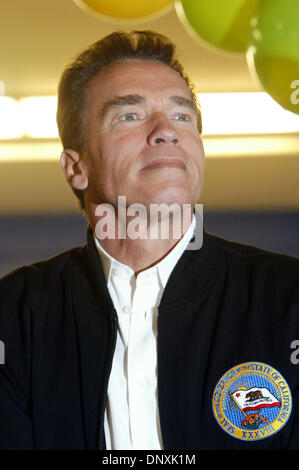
[212,362,292,441]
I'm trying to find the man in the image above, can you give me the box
[0,30,298,450]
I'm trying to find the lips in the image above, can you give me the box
[142,158,186,170]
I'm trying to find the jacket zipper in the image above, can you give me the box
[97,309,118,449]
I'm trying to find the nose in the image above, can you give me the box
[147,113,180,146]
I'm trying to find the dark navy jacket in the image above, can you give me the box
[0,226,298,450]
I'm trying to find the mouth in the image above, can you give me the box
[142,158,186,170]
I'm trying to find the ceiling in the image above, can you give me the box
[0,0,258,97]
[0,0,298,213]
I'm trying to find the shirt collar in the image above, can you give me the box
[93,214,196,288]
[156,214,196,288]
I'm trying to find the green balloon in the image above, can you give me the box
[176,0,260,53]
[247,0,299,115]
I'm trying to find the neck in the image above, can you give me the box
[88,203,194,275]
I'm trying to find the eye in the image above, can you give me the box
[120,112,138,121]
[174,113,190,121]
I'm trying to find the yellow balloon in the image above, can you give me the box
[247,0,299,115]
[176,0,261,54]
[74,0,174,21]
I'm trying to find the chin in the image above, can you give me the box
[143,188,196,208]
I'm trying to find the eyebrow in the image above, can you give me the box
[99,94,145,118]
[169,95,198,112]
[98,93,198,119]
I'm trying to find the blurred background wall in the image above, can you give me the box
[1,211,299,277]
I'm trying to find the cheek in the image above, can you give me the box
[186,135,205,171]
[96,144,134,193]
[108,134,143,170]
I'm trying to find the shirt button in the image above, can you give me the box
[114,267,125,277]
[137,377,146,387]
[122,305,131,314]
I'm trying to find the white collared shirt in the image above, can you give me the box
[94,215,196,450]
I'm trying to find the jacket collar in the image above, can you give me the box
[92,213,197,290]
[74,209,220,308]
[159,223,220,306]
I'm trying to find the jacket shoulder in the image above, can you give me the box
[0,246,84,295]
[209,232,299,281]
[214,232,299,261]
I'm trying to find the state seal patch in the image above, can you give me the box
[212,362,292,441]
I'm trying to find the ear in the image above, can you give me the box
[60,149,88,190]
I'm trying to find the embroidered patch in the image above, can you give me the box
[212,362,292,441]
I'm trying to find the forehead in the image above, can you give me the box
[86,60,192,104]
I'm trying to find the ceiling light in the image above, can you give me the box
[0,81,5,96]
[0,93,298,141]
[198,92,299,135]
[0,142,62,161]
[0,97,23,139]
[19,96,59,138]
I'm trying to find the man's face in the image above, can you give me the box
[82,60,205,211]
